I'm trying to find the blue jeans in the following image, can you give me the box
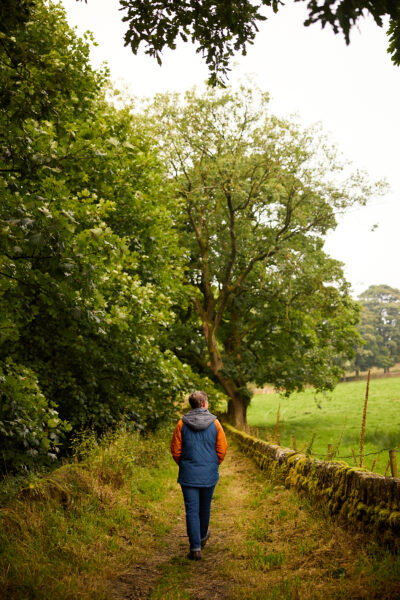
[180,485,215,551]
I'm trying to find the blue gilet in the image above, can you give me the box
[178,421,219,488]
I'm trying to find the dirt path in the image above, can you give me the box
[111,444,400,600]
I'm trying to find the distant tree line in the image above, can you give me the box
[351,285,400,375]
[0,0,380,471]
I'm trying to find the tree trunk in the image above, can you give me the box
[227,394,247,427]
[197,309,249,427]
[215,371,249,427]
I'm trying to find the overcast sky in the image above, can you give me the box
[60,0,400,298]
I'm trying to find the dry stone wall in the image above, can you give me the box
[226,424,400,543]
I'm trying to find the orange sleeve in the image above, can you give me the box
[170,419,183,464]
[215,420,228,464]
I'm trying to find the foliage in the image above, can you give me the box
[147,84,377,425]
[0,0,217,471]
[354,285,400,373]
[0,359,71,472]
[0,0,34,34]
[118,0,400,83]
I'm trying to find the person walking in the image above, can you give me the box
[170,390,228,560]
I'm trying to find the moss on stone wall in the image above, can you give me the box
[225,424,400,543]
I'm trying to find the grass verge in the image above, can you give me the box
[0,428,181,600]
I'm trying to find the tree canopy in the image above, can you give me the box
[146,85,377,424]
[118,0,400,83]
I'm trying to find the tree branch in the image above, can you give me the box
[0,270,52,297]
[212,189,236,333]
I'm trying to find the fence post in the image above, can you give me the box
[359,369,370,468]
[291,435,297,450]
[389,449,398,478]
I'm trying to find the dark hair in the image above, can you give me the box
[188,390,208,409]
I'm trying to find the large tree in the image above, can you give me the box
[118,0,400,83]
[148,85,377,425]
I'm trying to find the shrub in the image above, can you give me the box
[0,359,71,472]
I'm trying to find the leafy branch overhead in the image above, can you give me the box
[117,0,400,82]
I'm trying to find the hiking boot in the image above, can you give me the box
[187,550,202,560]
[201,530,210,548]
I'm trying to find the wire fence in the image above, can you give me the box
[335,447,398,459]
[237,425,400,477]
[239,370,400,477]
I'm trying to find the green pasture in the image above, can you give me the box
[247,377,400,475]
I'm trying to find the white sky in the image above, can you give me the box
[60,0,400,298]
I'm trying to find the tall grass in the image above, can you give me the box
[0,427,180,600]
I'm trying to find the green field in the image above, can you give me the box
[247,377,400,475]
